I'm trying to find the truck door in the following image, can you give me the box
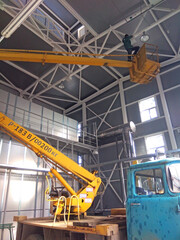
[127,166,180,240]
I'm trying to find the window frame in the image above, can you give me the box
[77,123,82,137]
[166,163,180,193]
[138,96,159,123]
[77,25,86,39]
[134,167,165,197]
[145,133,166,156]
[77,155,83,166]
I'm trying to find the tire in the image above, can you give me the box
[26,234,44,240]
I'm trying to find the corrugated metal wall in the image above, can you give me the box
[0,89,79,239]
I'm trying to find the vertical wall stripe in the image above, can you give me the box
[156,75,177,149]
[0,140,11,223]
[5,92,10,115]
[119,81,128,123]
[28,101,31,128]
[13,95,18,120]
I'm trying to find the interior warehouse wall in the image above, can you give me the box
[0,89,78,142]
[70,69,180,153]
[69,69,180,211]
[0,89,80,239]
[99,143,126,210]
[123,69,180,152]
[0,135,46,240]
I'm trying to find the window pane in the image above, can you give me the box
[139,97,157,122]
[139,97,156,111]
[141,110,150,122]
[78,156,82,166]
[145,134,165,154]
[146,134,164,149]
[150,108,157,119]
[78,123,82,137]
[157,146,165,153]
[135,168,164,195]
[168,163,180,193]
[78,26,85,39]
[147,148,156,154]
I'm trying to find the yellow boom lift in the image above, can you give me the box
[0,112,101,220]
[0,43,160,84]
[0,45,160,220]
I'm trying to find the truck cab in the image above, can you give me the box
[126,159,180,240]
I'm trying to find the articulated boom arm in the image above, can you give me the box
[0,44,160,84]
[0,112,101,215]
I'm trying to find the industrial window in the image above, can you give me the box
[77,123,82,137]
[135,168,164,195]
[78,156,82,166]
[78,25,86,39]
[167,163,180,193]
[139,96,158,122]
[145,134,165,155]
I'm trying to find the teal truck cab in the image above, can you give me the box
[126,159,180,240]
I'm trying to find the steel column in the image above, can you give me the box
[156,75,177,149]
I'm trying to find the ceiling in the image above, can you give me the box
[0,0,180,118]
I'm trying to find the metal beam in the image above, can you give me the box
[58,0,97,37]
[2,0,180,116]
[29,1,170,103]
[0,163,50,172]
[73,2,165,53]
[3,61,78,102]
[66,75,129,114]
[0,80,65,112]
[65,6,180,113]
[119,81,128,123]
[87,154,156,168]
[97,92,119,131]
[161,55,180,68]
[156,75,177,149]
[87,106,112,128]
[2,3,99,97]
[144,0,177,55]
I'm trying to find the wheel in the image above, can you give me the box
[25,234,44,240]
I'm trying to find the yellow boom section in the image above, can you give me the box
[0,49,131,68]
[0,112,95,183]
[0,45,160,84]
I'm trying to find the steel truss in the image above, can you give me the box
[1,0,180,212]
[1,0,180,116]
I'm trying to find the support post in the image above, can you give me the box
[82,102,87,137]
[156,75,177,149]
[1,170,11,240]
[119,81,128,205]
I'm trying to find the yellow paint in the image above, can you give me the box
[96,224,119,236]
[0,49,132,68]
[50,168,76,196]
[0,44,160,84]
[0,112,101,216]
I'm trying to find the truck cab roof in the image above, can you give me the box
[130,158,180,170]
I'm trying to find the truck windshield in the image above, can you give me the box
[168,163,180,193]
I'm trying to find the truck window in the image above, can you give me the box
[135,168,164,195]
[167,163,180,193]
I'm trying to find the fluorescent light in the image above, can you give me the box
[1,0,43,39]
